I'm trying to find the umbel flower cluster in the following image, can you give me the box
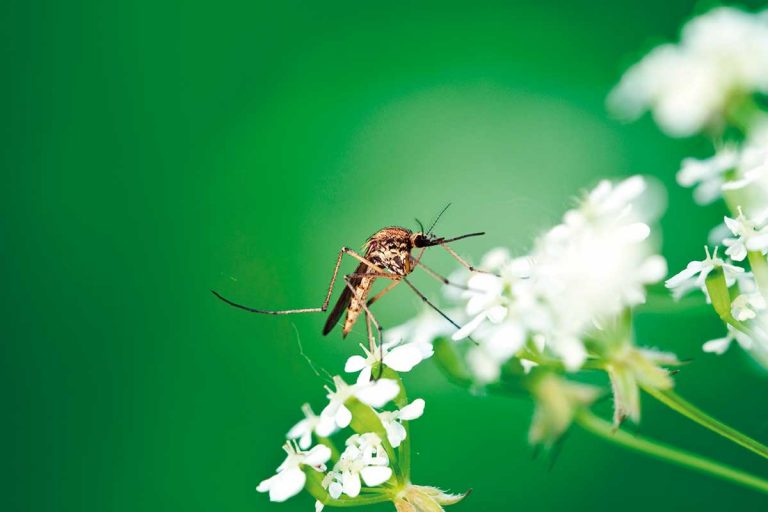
[257,369,466,511]
[389,175,679,441]
[609,6,768,369]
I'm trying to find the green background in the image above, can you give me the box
[4,1,768,510]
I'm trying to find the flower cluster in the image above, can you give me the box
[390,175,680,441]
[608,7,768,137]
[257,368,465,511]
[610,6,768,369]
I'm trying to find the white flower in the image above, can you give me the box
[345,340,433,384]
[723,208,768,261]
[451,257,539,342]
[257,442,331,502]
[609,7,768,137]
[319,376,399,434]
[323,433,392,499]
[286,403,337,449]
[665,246,744,299]
[442,176,666,375]
[677,150,738,205]
[377,398,425,448]
[703,328,753,354]
[732,293,767,321]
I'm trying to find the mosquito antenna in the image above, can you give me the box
[415,218,425,233]
[440,232,485,244]
[427,203,452,236]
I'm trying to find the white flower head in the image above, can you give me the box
[345,340,433,384]
[665,246,744,299]
[257,442,331,502]
[287,403,338,449]
[609,7,768,137]
[677,149,738,205]
[377,398,425,448]
[319,376,399,434]
[437,176,666,376]
[732,292,767,321]
[723,207,768,261]
[323,433,392,499]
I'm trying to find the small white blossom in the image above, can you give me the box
[319,376,399,434]
[377,398,425,448]
[665,246,744,299]
[677,150,738,205]
[345,341,433,384]
[723,208,768,261]
[287,403,337,449]
[703,327,753,355]
[257,442,331,502]
[732,293,767,321]
[323,433,392,499]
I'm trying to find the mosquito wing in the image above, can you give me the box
[322,261,369,335]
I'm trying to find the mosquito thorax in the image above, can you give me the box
[365,227,417,276]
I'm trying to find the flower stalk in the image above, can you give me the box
[641,386,768,460]
[575,410,768,495]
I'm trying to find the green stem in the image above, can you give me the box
[575,410,768,495]
[747,250,768,300]
[642,386,768,460]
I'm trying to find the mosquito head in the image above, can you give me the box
[412,230,485,248]
[412,232,443,248]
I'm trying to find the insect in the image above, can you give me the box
[212,209,488,356]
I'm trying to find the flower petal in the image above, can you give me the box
[355,379,399,408]
[303,444,332,467]
[286,419,310,440]
[399,398,425,421]
[315,414,337,437]
[345,355,368,373]
[360,466,393,487]
[451,313,486,341]
[335,405,352,428]
[267,467,306,502]
[384,344,426,372]
[665,261,702,288]
[702,335,733,354]
[341,470,361,498]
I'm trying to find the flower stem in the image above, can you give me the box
[642,386,768,460]
[747,250,768,300]
[575,410,768,495]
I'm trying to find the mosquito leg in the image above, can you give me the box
[347,272,400,280]
[367,280,401,307]
[212,247,386,314]
[365,310,375,354]
[210,290,326,314]
[341,247,389,274]
[440,243,500,277]
[401,277,477,344]
[414,259,471,290]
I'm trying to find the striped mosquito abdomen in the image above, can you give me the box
[342,275,375,336]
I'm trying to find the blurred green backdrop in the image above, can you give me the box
[4,0,768,510]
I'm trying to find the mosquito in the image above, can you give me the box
[212,208,490,362]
